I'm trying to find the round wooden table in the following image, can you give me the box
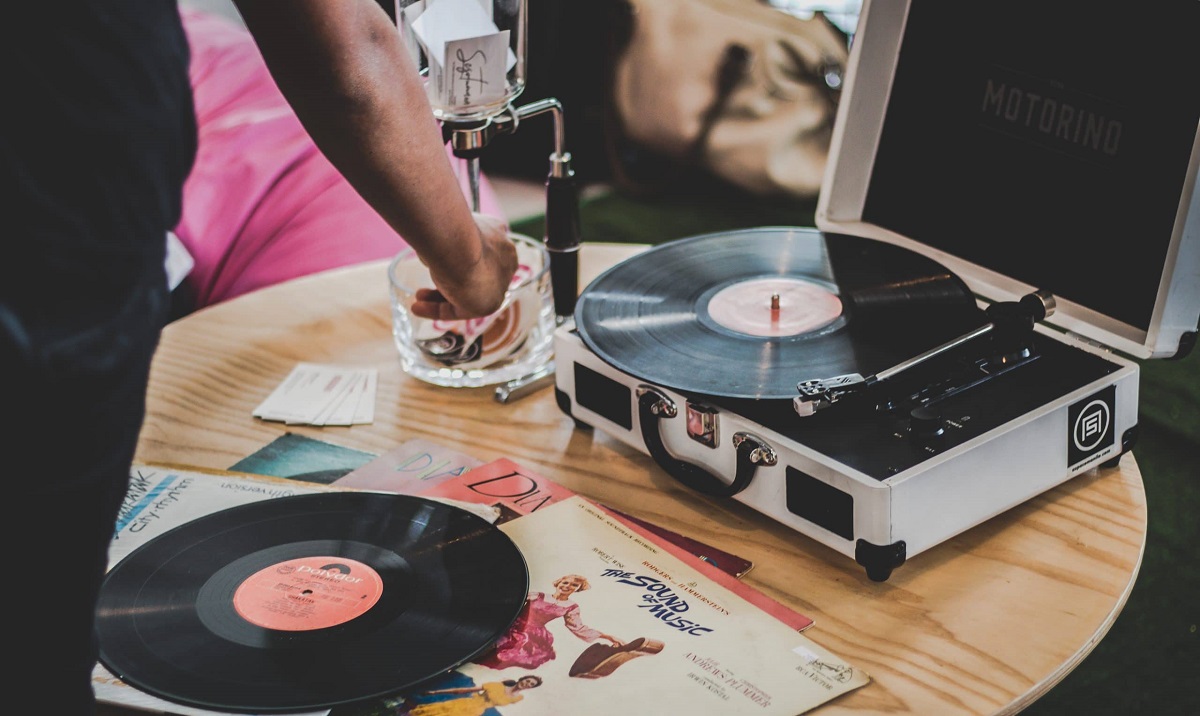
[121,244,1146,715]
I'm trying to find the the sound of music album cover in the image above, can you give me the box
[336,496,869,716]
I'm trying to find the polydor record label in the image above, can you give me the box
[232,555,383,631]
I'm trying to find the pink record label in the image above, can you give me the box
[707,277,843,337]
[232,556,383,631]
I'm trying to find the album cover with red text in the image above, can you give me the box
[416,458,810,632]
[335,441,755,581]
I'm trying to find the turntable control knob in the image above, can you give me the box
[908,405,946,442]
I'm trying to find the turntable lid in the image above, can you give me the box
[816,0,1200,360]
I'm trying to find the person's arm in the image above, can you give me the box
[562,604,622,645]
[230,0,516,319]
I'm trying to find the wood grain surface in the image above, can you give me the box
[103,244,1146,715]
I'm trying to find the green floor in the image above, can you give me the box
[514,188,1200,715]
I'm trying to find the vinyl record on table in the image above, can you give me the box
[575,227,988,399]
[96,491,529,714]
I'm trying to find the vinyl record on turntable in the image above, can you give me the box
[96,491,529,714]
[574,227,989,399]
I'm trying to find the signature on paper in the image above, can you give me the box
[811,659,854,683]
[452,48,489,105]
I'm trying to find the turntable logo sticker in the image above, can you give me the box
[1067,386,1115,469]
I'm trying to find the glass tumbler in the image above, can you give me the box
[388,233,554,388]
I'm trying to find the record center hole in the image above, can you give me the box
[707,278,842,338]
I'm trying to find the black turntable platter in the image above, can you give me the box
[574,227,990,400]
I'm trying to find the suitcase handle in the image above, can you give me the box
[637,387,776,497]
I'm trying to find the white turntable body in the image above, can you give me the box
[554,316,1137,580]
[552,0,1200,580]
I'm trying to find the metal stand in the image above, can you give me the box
[441,98,583,402]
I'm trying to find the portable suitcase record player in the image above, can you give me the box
[553,0,1200,580]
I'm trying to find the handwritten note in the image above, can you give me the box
[409,0,515,111]
[445,31,510,108]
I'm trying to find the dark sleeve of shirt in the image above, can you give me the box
[1,1,197,307]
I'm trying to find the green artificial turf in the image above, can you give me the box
[515,186,1199,715]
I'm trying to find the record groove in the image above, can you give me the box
[96,491,529,714]
[575,227,988,399]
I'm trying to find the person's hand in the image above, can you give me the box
[412,213,518,320]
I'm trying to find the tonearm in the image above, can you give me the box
[793,290,1056,417]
